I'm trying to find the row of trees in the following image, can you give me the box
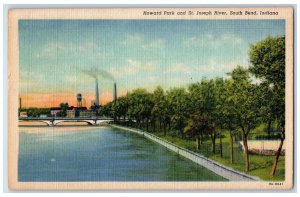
[101,36,285,176]
[19,107,51,117]
[19,103,70,117]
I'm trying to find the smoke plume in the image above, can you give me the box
[83,67,115,82]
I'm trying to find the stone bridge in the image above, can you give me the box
[19,117,114,126]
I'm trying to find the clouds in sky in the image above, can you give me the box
[111,59,157,77]
[122,33,166,50]
[184,32,243,48]
[19,19,285,106]
[121,33,143,45]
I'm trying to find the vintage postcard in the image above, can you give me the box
[8,7,294,190]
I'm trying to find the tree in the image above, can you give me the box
[227,66,261,172]
[188,80,219,154]
[100,101,113,117]
[59,103,69,117]
[112,96,129,124]
[200,80,218,153]
[127,89,153,131]
[213,78,227,158]
[166,88,190,138]
[22,108,51,117]
[249,36,285,176]
[184,111,212,150]
[151,86,168,134]
[219,80,240,164]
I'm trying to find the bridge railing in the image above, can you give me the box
[19,117,114,121]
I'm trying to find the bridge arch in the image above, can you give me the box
[54,120,95,126]
[19,117,115,126]
[19,120,52,126]
[95,120,113,125]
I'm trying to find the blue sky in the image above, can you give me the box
[19,19,285,107]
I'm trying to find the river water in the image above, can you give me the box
[18,126,226,182]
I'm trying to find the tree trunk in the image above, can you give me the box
[153,120,156,132]
[270,132,285,176]
[197,135,201,150]
[229,131,234,164]
[163,124,167,136]
[180,129,184,139]
[146,118,149,132]
[179,120,184,139]
[211,133,216,154]
[219,135,223,158]
[212,140,216,154]
[200,134,203,145]
[200,133,203,144]
[242,134,250,172]
[267,120,272,138]
[159,120,162,131]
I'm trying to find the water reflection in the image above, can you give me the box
[18,126,226,182]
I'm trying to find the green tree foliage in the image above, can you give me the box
[100,101,113,117]
[151,86,169,135]
[249,36,285,176]
[166,88,190,138]
[227,66,262,172]
[218,80,239,164]
[58,103,69,117]
[213,78,227,158]
[100,35,285,177]
[20,108,51,117]
[127,89,153,131]
[249,36,285,132]
[188,80,219,153]
[184,111,213,150]
[249,36,285,87]
[112,96,129,123]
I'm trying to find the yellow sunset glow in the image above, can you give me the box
[20,91,114,108]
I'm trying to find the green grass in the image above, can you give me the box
[151,130,285,181]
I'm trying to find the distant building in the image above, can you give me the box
[66,109,76,118]
[78,110,96,118]
[66,107,95,118]
[20,111,27,118]
[50,107,61,116]
[51,106,76,117]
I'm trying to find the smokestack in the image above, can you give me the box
[113,82,117,101]
[19,97,22,109]
[95,78,100,106]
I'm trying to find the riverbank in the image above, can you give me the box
[110,124,259,181]
[155,131,285,181]
[109,124,284,181]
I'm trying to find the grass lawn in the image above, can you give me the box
[151,130,285,181]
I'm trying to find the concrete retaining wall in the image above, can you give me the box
[110,124,260,182]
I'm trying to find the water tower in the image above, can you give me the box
[77,93,82,108]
